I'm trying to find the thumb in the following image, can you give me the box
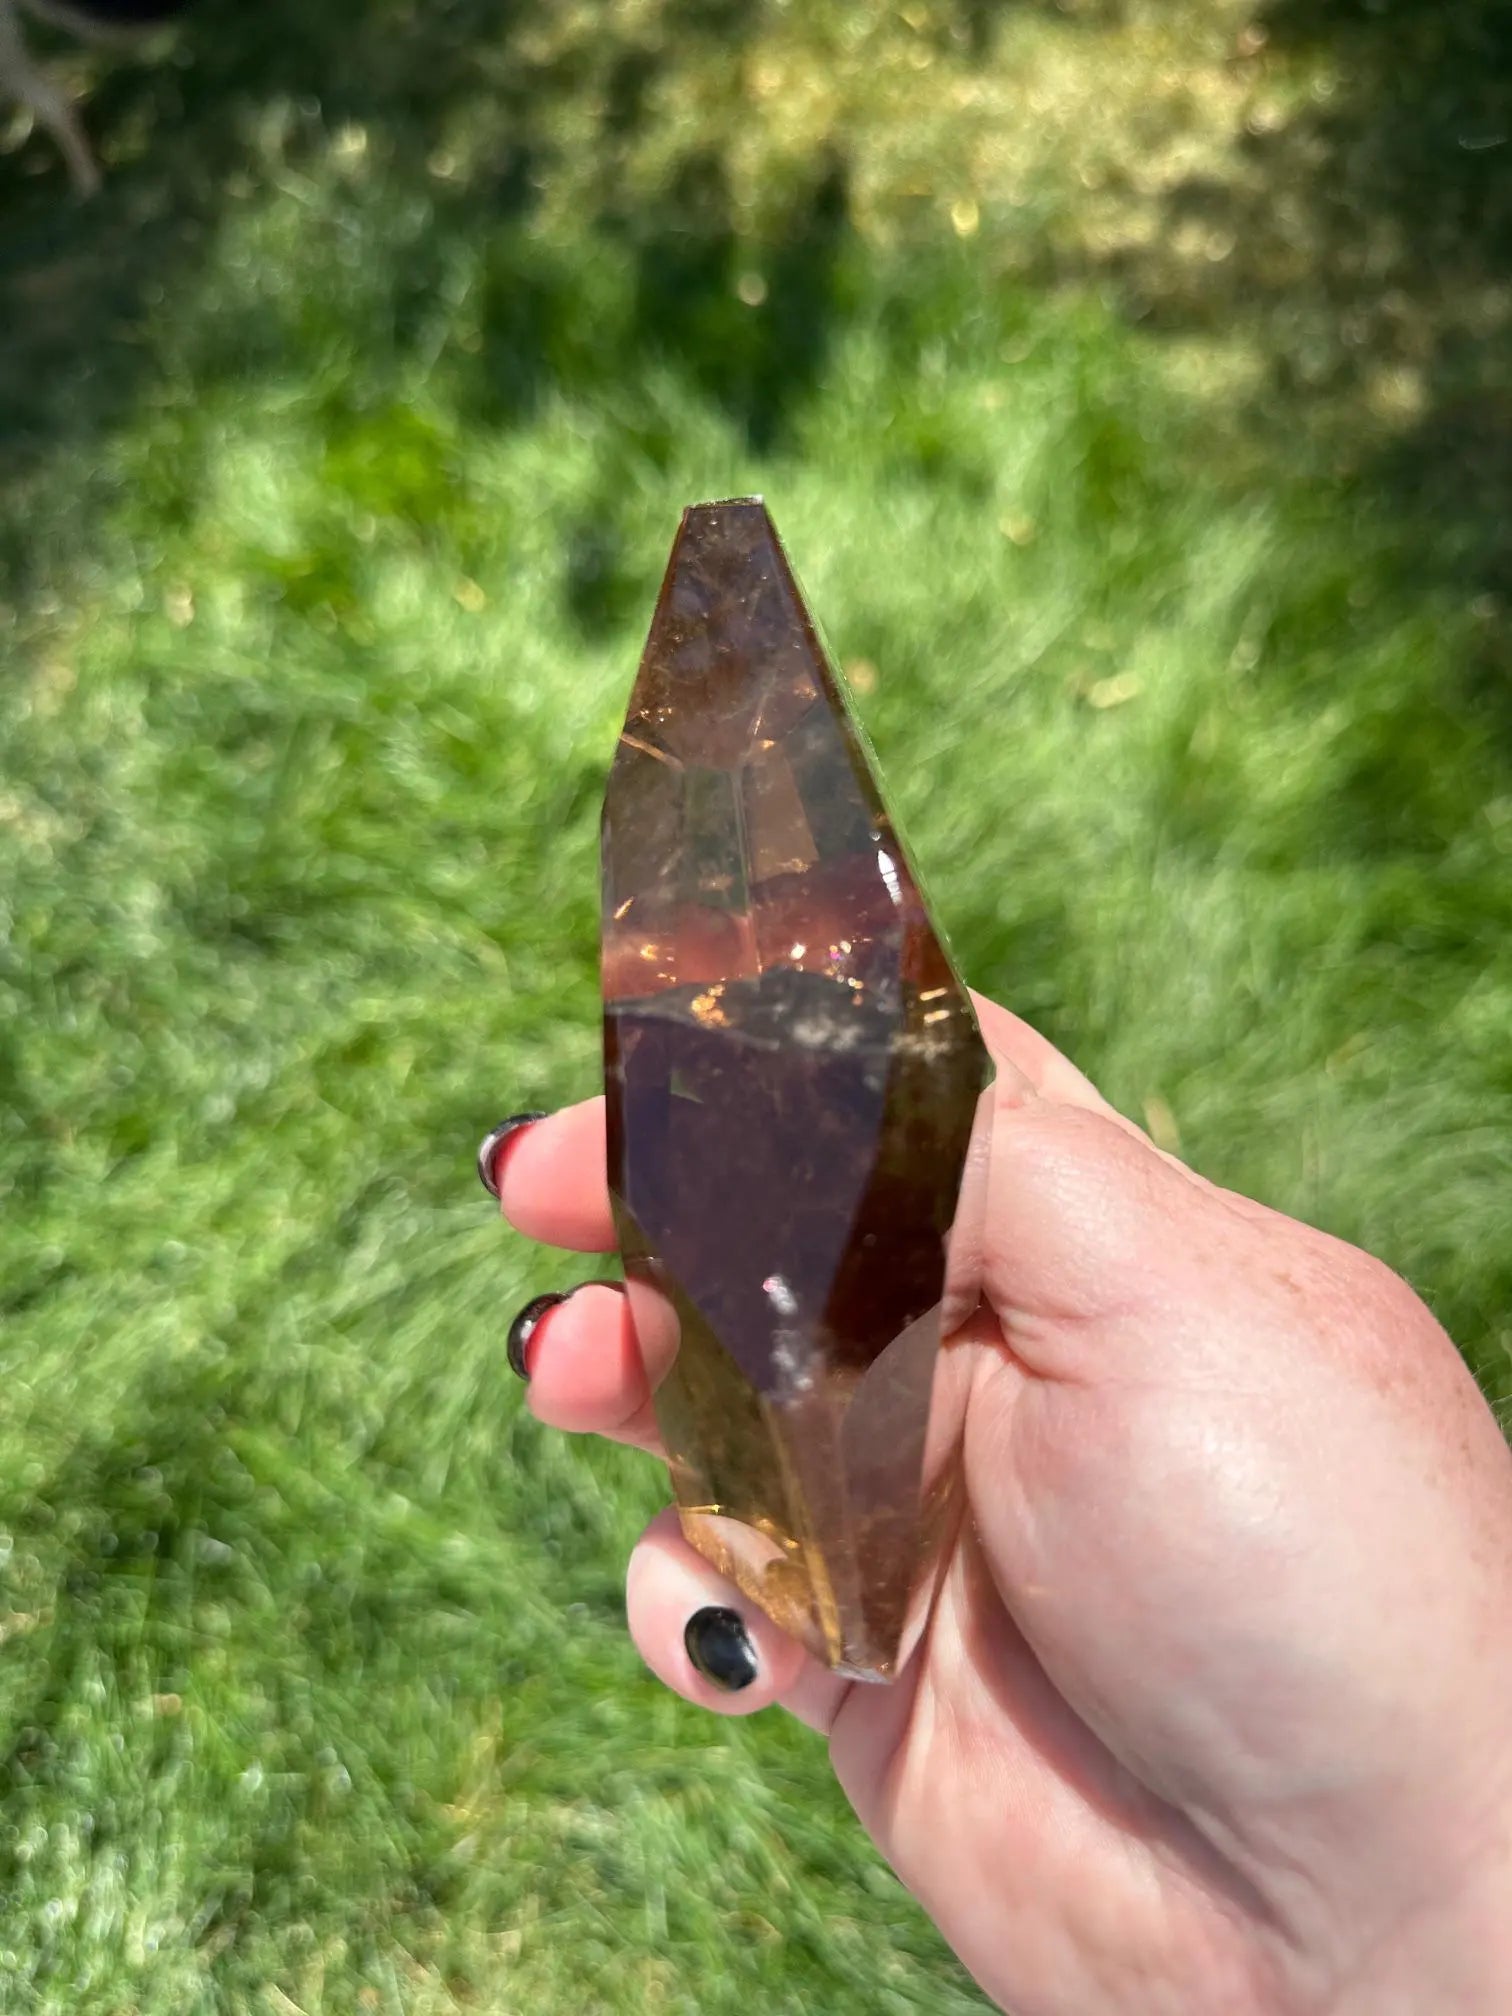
[976,1069,1237,1379]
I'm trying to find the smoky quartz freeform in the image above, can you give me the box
[602,499,992,1682]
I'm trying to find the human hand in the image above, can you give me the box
[487,998,1512,2016]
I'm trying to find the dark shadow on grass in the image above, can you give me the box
[1084,0,1512,791]
[0,0,871,607]
[1261,0,1512,780]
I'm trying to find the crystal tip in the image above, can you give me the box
[683,495,766,519]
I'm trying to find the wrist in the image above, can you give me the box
[1316,1796,1512,2016]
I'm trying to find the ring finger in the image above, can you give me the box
[628,1507,853,1734]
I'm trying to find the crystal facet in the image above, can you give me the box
[602,499,992,1682]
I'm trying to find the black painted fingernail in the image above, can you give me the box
[478,1113,547,1198]
[684,1606,758,1692]
[507,1291,566,1380]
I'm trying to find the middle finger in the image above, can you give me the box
[512,1275,677,1455]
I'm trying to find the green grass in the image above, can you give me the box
[1,0,1509,2007]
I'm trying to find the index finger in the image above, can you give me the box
[495,1096,616,1252]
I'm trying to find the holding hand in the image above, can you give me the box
[486,998,1512,2016]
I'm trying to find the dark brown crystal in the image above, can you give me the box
[602,499,992,1682]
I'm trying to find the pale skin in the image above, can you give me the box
[495,997,1512,2016]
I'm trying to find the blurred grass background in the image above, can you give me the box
[0,0,1509,2008]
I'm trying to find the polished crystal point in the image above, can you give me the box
[602,499,992,1682]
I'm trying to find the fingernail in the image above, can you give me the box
[478,1113,547,1198]
[684,1606,758,1692]
[506,1291,565,1380]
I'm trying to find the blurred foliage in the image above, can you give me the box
[0,0,1509,2008]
